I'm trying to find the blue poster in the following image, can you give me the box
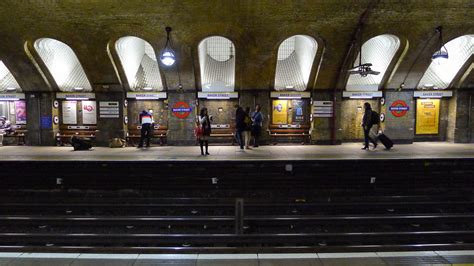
[41,116,52,129]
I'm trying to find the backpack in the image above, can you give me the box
[371,110,380,125]
[244,115,252,127]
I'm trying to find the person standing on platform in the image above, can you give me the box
[243,107,252,149]
[235,105,246,150]
[361,102,377,150]
[251,104,263,147]
[198,107,212,156]
[138,109,153,148]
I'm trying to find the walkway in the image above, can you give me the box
[0,251,473,265]
[0,142,473,161]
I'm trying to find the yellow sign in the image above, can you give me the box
[416,99,440,135]
[272,100,288,124]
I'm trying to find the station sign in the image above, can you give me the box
[56,92,95,100]
[413,90,452,98]
[126,92,167,100]
[171,101,192,119]
[342,91,383,99]
[198,92,238,99]
[270,91,311,99]
[0,93,25,100]
[388,100,409,117]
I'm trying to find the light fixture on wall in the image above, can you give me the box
[432,26,449,64]
[142,87,153,91]
[160,26,176,66]
[5,87,16,92]
[73,87,84,91]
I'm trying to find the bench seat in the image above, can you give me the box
[268,124,311,144]
[126,126,168,146]
[56,125,97,145]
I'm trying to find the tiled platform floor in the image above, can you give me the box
[0,142,473,161]
[0,251,473,265]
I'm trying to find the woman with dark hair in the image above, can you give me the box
[361,102,377,150]
[198,107,212,155]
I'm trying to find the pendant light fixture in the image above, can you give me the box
[432,26,449,64]
[160,26,176,66]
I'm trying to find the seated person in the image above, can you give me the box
[0,116,12,135]
[71,135,92,151]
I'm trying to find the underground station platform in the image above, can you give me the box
[0,142,473,264]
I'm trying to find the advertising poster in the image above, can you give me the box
[291,100,305,123]
[416,99,440,135]
[82,101,97,124]
[62,101,77,124]
[15,101,27,124]
[272,100,288,124]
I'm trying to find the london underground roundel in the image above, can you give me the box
[389,100,409,117]
[172,101,192,119]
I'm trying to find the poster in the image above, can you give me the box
[272,100,288,124]
[291,100,305,123]
[416,99,440,135]
[82,101,97,124]
[15,101,27,124]
[62,101,77,124]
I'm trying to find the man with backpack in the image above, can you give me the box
[361,102,379,150]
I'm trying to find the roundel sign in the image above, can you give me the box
[172,101,192,119]
[388,100,409,117]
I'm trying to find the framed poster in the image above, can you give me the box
[15,101,27,124]
[62,100,77,124]
[291,100,305,123]
[272,100,288,124]
[82,101,97,124]
[416,99,440,135]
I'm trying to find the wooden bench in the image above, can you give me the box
[209,124,235,145]
[268,124,311,144]
[2,126,27,145]
[56,125,97,146]
[126,125,168,146]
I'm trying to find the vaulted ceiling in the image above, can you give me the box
[0,0,472,92]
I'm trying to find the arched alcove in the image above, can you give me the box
[0,61,21,92]
[114,36,164,91]
[198,36,235,92]
[33,38,92,92]
[346,34,401,91]
[274,35,318,91]
[418,35,474,89]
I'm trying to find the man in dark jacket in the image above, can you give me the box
[138,110,153,148]
[235,105,246,149]
[361,102,377,150]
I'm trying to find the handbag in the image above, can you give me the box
[194,126,203,138]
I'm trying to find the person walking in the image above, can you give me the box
[361,102,378,150]
[138,109,153,148]
[198,107,212,156]
[235,105,246,150]
[243,107,252,149]
[251,104,263,147]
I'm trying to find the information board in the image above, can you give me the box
[99,101,120,118]
[416,99,440,135]
[62,101,77,124]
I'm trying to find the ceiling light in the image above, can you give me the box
[160,27,176,66]
[432,26,449,65]
[73,87,84,91]
[142,87,153,91]
[5,87,16,92]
